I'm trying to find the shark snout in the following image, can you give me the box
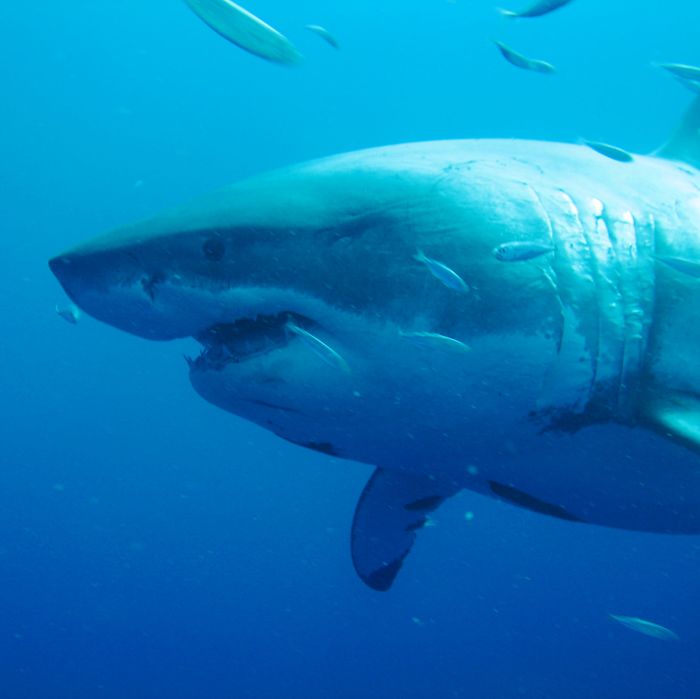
[49,245,163,336]
[50,244,143,298]
[49,249,93,277]
[48,252,71,277]
[49,251,86,303]
[49,242,247,341]
[50,247,113,295]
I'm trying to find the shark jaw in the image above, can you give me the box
[185,302,354,424]
[190,311,304,371]
[49,246,372,432]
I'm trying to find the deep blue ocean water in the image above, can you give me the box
[3,1,700,697]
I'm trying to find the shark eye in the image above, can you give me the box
[202,237,225,261]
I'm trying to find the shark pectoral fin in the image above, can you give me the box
[656,96,700,170]
[645,391,700,451]
[649,396,700,447]
[351,468,460,591]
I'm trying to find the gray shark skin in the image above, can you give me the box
[50,99,700,590]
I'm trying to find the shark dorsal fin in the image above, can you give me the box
[657,96,700,170]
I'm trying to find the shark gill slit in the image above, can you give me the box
[566,190,601,412]
[555,188,600,414]
[619,213,656,420]
[534,186,653,427]
[599,207,655,421]
[526,184,566,347]
[530,185,596,421]
[566,194,654,425]
[559,188,601,410]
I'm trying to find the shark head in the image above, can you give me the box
[50,142,566,467]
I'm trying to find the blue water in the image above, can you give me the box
[3,1,700,697]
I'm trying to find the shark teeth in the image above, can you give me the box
[189,310,313,371]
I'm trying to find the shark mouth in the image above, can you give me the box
[188,311,311,371]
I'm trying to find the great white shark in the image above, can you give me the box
[50,97,700,590]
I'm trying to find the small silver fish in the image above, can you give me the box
[655,255,700,278]
[400,331,471,354]
[55,304,80,325]
[498,0,574,19]
[414,251,469,293]
[183,0,303,65]
[584,140,634,163]
[658,62,700,82]
[305,24,339,49]
[494,41,556,74]
[286,321,350,372]
[656,63,700,94]
[493,241,554,262]
[609,615,679,641]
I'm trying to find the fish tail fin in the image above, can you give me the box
[656,96,700,170]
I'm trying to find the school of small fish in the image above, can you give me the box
[168,0,689,170]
